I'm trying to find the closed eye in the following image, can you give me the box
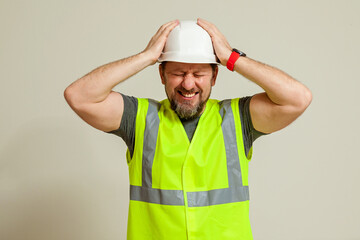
[172,73,185,77]
[193,74,204,78]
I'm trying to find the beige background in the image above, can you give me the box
[1,0,359,239]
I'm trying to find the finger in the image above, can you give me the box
[157,20,179,35]
[152,20,176,40]
[148,20,178,50]
[197,18,213,30]
[159,19,179,36]
[197,18,219,37]
[197,18,214,26]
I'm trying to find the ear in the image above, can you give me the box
[211,65,218,86]
[159,64,165,85]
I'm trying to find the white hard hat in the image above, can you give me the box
[158,20,218,64]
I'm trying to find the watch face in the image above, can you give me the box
[233,48,246,57]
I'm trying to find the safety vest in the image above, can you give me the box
[126,98,253,240]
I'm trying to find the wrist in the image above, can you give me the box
[226,48,246,71]
[139,50,158,66]
[220,49,233,66]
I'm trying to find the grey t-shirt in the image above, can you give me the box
[108,93,266,158]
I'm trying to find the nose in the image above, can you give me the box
[181,74,196,90]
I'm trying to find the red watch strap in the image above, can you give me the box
[226,51,240,71]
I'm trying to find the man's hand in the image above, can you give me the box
[197,18,232,66]
[143,20,179,65]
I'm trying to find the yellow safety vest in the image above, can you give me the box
[126,98,253,240]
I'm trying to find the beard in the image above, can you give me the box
[169,88,211,120]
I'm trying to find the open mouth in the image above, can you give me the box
[178,90,199,99]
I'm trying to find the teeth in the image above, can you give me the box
[182,93,195,98]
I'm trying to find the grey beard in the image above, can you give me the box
[170,99,206,120]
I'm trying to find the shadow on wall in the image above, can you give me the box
[0,117,128,240]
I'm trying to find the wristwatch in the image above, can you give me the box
[226,48,246,71]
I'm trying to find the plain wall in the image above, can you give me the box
[1,0,359,239]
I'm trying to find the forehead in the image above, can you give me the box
[165,62,212,72]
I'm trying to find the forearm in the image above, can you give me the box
[65,51,153,105]
[234,57,312,108]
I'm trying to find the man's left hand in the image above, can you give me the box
[197,18,232,66]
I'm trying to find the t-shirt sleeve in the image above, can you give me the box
[107,93,137,158]
[239,96,268,158]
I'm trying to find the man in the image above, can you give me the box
[64,19,312,240]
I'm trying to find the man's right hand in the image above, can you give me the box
[143,20,179,65]
[64,20,178,133]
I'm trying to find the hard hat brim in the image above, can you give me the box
[158,52,219,64]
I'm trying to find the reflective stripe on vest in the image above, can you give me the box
[130,99,249,207]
